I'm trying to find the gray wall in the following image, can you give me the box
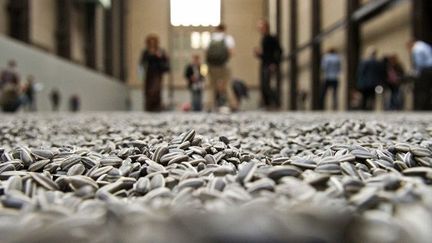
[0,35,129,111]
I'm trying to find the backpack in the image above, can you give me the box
[206,39,229,66]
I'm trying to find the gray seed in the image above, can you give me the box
[99,156,123,167]
[177,178,205,191]
[268,165,302,181]
[28,159,51,172]
[150,173,166,189]
[5,176,23,193]
[30,172,59,191]
[67,163,86,176]
[135,177,151,195]
[236,162,257,183]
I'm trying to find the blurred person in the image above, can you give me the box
[0,81,22,113]
[0,60,22,112]
[69,94,80,112]
[50,88,61,111]
[140,34,170,112]
[206,24,238,112]
[407,39,432,110]
[320,48,341,111]
[0,60,20,90]
[254,19,283,110]
[184,54,205,111]
[232,78,249,109]
[23,75,36,111]
[357,47,386,110]
[383,54,405,111]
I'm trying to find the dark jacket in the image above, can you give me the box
[184,64,203,89]
[357,58,386,90]
[140,49,170,77]
[259,34,283,66]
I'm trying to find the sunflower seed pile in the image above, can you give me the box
[1,112,432,243]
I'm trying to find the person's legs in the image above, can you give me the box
[196,89,203,111]
[361,89,369,110]
[154,74,162,111]
[219,66,238,111]
[260,65,271,108]
[190,90,195,111]
[368,88,376,111]
[274,65,282,107]
[191,89,202,111]
[424,68,432,110]
[329,81,338,111]
[320,81,329,110]
[144,73,162,112]
[207,66,217,111]
[389,86,400,110]
[414,70,430,111]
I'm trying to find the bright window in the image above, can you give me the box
[190,31,212,49]
[170,0,221,27]
[191,32,201,49]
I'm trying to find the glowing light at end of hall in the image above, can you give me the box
[170,0,221,27]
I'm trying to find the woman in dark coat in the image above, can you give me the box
[140,34,169,112]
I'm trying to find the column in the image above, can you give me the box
[346,0,360,110]
[311,0,321,110]
[289,0,298,110]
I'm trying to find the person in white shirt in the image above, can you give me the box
[205,24,238,112]
[407,39,432,110]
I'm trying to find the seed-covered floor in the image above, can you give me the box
[1,112,432,243]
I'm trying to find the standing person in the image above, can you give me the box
[23,75,36,111]
[320,48,341,110]
[0,60,20,90]
[140,34,170,112]
[184,54,204,111]
[50,88,61,111]
[357,47,386,110]
[254,19,282,110]
[69,94,80,112]
[0,60,21,112]
[407,39,432,110]
[384,54,405,110]
[206,24,238,112]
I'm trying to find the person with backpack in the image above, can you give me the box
[184,54,205,111]
[206,24,238,112]
[255,19,282,110]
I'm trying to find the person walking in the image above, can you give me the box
[0,60,21,112]
[254,19,282,110]
[140,34,170,112]
[184,54,205,112]
[407,39,432,110]
[383,54,405,110]
[1,60,20,90]
[69,94,80,112]
[50,88,61,111]
[320,48,341,110]
[23,75,36,111]
[206,24,238,112]
[357,47,386,110]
